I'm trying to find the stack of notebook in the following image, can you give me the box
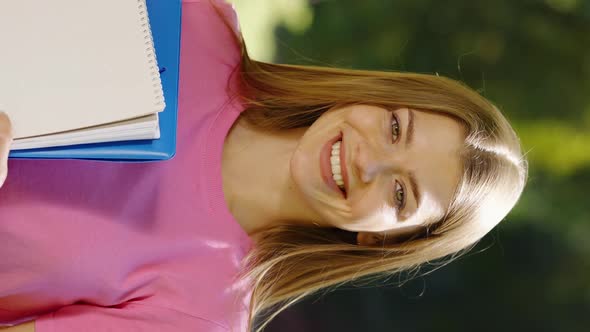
[0,0,182,161]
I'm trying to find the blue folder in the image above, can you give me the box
[8,0,182,162]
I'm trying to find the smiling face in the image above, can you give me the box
[289,105,466,241]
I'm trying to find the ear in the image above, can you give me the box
[356,232,382,246]
[357,225,426,246]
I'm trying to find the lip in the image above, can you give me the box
[340,133,348,197]
[320,131,345,198]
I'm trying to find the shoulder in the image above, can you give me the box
[182,0,240,36]
[180,0,241,70]
[182,0,237,17]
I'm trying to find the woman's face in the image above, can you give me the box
[289,105,466,239]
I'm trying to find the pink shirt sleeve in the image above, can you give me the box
[1,0,253,331]
[37,303,228,332]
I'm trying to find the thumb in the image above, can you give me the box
[0,111,13,188]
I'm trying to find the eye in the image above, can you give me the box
[394,181,406,209]
[391,113,401,143]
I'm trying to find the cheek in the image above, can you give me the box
[403,193,445,227]
[345,199,397,232]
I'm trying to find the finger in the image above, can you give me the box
[0,135,12,187]
[0,111,13,139]
[0,136,12,188]
[0,112,13,188]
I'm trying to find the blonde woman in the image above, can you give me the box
[0,0,527,332]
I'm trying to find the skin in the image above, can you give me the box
[0,112,12,189]
[222,105,467,246]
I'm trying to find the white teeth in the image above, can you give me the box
[330,140,345,191]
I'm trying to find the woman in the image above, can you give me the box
[0,0,527,331]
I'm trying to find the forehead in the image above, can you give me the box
[412,110,464,205]
[354,109,466,236]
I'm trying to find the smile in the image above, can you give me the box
[320,131,347,198]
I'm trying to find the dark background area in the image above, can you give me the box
[239,0,590,331]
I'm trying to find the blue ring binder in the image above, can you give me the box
[8,0,182,162]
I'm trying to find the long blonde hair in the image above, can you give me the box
[210,2,528,331]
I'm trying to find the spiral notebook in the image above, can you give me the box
[1,0,181,161]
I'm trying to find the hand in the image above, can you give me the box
[0,111,13,188]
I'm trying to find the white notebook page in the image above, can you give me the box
[0,0,165,140]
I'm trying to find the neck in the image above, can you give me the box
[221,116,320,236]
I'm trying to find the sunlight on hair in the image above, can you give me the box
[472,179,522,236]
[350,192,444,233]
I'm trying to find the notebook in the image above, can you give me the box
[1,0,182,161]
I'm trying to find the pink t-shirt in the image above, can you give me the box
[0,1,255,331]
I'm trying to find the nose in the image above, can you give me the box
[354,140,404,184]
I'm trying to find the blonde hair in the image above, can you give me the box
[210,2,528,331]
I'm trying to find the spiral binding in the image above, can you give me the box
[136,0,166,111]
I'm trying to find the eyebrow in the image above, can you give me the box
[405,109,421,209]
[405,108,415,148]
[408,171,421,209]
